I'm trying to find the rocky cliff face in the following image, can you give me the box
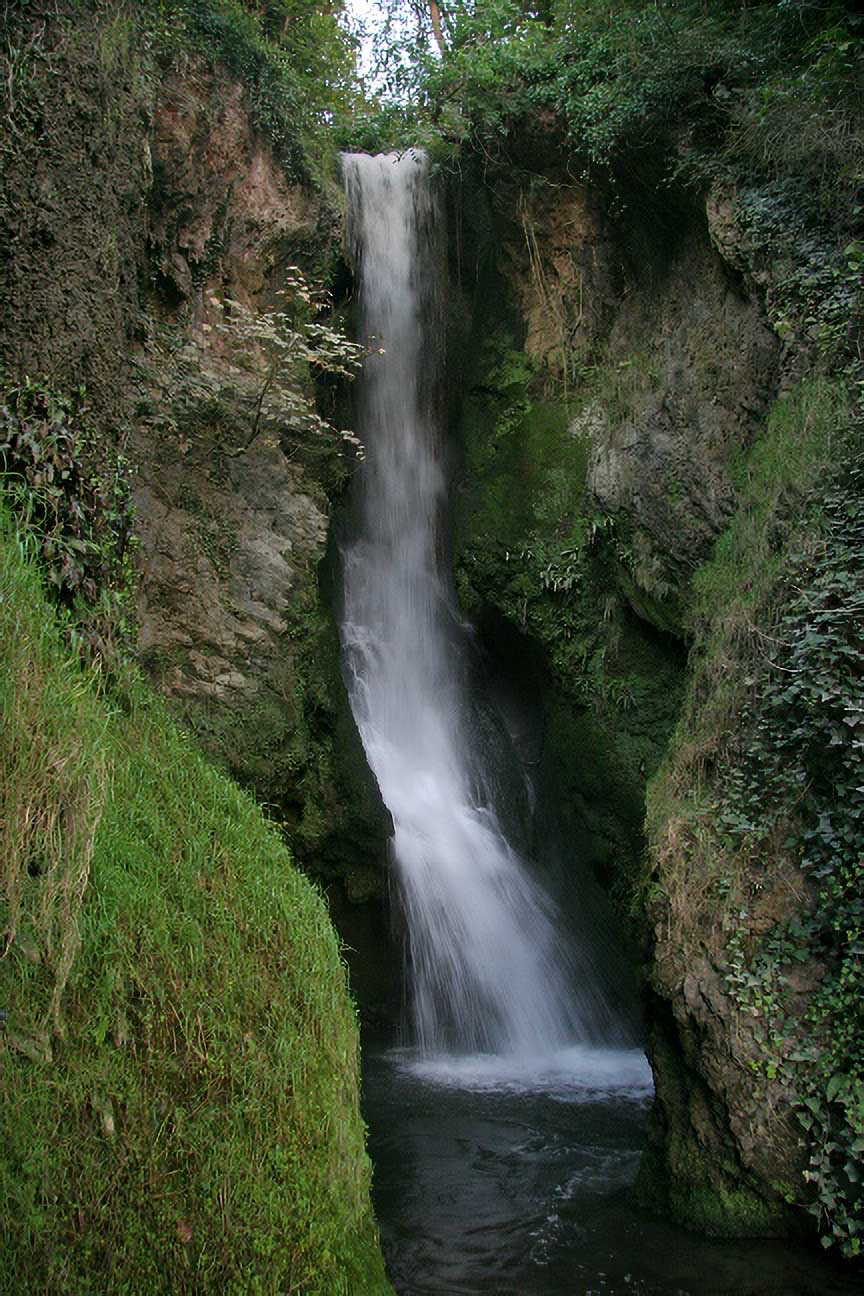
[491,172,780,624]
[131,61,389,887]
[0,10,389,894]
[450,151,859,1242]
[134,60,330,729]
[449,160,779,914]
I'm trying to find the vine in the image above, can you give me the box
[0,377,137,660]
[714,457,864,1254]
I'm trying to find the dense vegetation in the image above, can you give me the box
[1,3,392,1290]
[0,502,391,1292]
[0,376,137,659]
[346,0,863,218]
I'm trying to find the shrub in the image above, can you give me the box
[0,376,137,660]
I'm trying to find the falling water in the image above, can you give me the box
[332,154,864,1296]
[339,151,615,1058]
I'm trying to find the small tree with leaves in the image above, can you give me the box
[208,265,367,461]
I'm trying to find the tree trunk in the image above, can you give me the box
[429,1,447,54]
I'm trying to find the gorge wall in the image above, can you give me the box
[448,163,778,906]
[133,58,390,895]
[0,4,392,1289]
[447,144,862,1248]
[0,2,389,893]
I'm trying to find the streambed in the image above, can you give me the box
[363,1043,857,1296]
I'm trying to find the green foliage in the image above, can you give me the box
[723,12,864,213]
[726,183,864,362]
[710,459,864,1255]
[649,373,863,1254]
[359,1,863,219]
[207,266,366,459]
[140,0,360,181]
[430,0,727,166]
[0,505,391,1293]
[137,263,364,509]
[0,377,137,659]
[332,100,420,155]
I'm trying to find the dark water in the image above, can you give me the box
[363,1044,858,1296]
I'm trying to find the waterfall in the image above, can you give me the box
[339,151,616,1058]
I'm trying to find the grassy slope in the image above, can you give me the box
[0,510,391,1294]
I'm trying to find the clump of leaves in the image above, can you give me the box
[0,376,137,658]
[711,453,864,1255]
[140,0,359,182]
[724,182,864,367]
[208,264,367,460]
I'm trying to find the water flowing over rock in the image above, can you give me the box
[339,151,618,1057]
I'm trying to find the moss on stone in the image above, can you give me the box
[0,507,392,1293]
[451,301,684,907]
[639,1139,787,1238]
[614,559,685,640]
[672,1182,787,1238]
[635,1011,793,1241]
[175,574,390,892]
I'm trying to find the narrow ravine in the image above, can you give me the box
[339,147,625,1058]
[336,151,861,1296]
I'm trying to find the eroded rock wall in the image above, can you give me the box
[449,160,778,911]
[0,8,389,893]
[492,172,780,623]
[449,151,841,1239]
[132,61,389,886]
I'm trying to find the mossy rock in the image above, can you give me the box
[0,509,392,1294]
[637,1141,790,1240]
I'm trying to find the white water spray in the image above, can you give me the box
[339,151,617,1058]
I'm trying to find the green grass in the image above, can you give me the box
[691,376,848,628]
[0,507,391,1294]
